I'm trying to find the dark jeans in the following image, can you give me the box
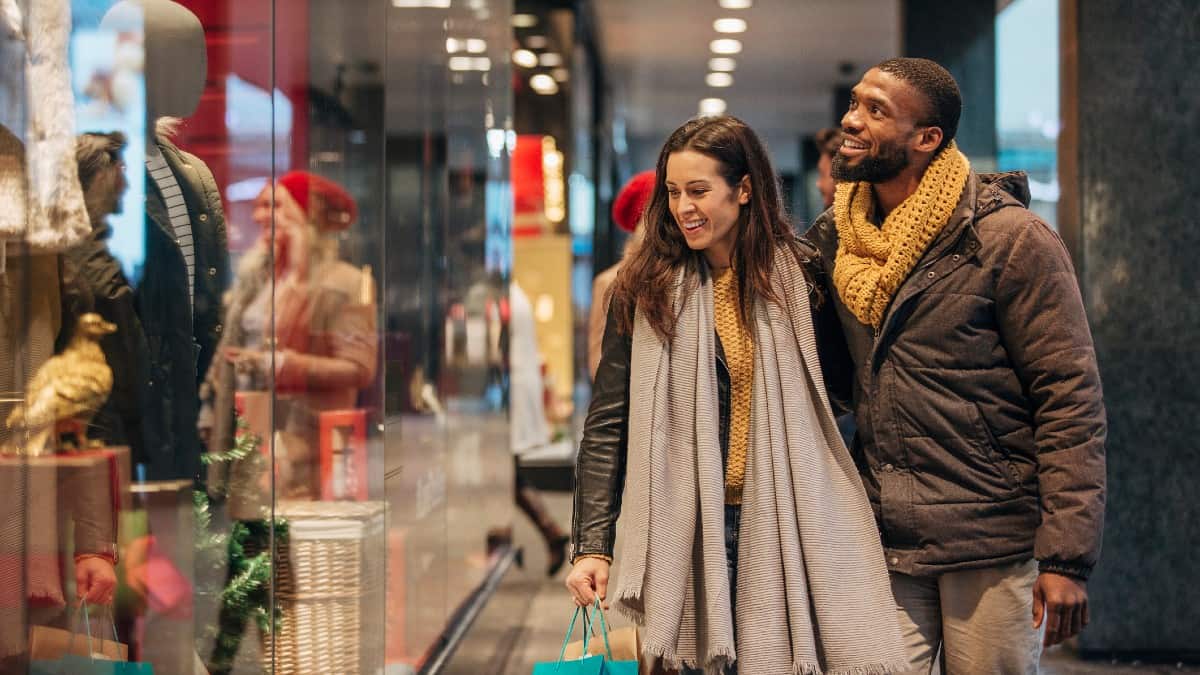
[681,504,741,675]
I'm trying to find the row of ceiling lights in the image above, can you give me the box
[510,12,566,95]
[700,0,752,115]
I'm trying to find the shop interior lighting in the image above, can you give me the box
[512,49,538,68]
[466,38,487,53]
[530,73,559,95]
[393,0,451,7]
[710,39,742,55]
[708,57,736,72]
[706,72,733,87]
[551,67,570,82]
[511,13,538,28]
[525,35,550,49]
[699,97,727,115]
[713,18,747,33]
[538,52,563,67]
[718,0,753,8]
[449,56,491,72]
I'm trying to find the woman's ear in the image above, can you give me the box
[738,175,751,205]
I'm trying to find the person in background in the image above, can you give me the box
[201,171,377,500]
[806,57,1106,673]
[568,115,904,674]
[587,170,654,379]
[814,127,842,210]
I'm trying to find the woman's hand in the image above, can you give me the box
[565,557,611,609]
[75,556,117,605]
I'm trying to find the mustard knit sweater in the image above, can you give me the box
[712,267,752,505]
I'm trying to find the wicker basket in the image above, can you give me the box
[266,500,386,675]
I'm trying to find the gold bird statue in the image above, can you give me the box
[4,313,117,456]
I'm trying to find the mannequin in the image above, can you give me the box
[101,0,229,483]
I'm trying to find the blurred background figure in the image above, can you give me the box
[202,171,377,501]
[814,127,842,211]
[588,170,654,379]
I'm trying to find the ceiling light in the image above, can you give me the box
[525,35,549,49]
[445,37,463,53]
[466,38,487,53]
[699,98,727,115]
[718,0,752,8]
[393,0,450,6]
[539,52,563,67]
[449,56,490,72]
[511,13,538,28]
[713,18,747,33]
[706,72,733,87]
[709,57,736,72]
[530,73,559,95]
[552,67,570,82]
[512,49,538,68]
[710,39,742,55]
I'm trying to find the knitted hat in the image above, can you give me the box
[278,171,358,232]
[611,170,655,233]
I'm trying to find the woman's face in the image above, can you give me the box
[665,150,749,268]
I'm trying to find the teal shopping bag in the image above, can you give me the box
[532,601,638,675]
[29,602,154,675]
[30,654,154,675]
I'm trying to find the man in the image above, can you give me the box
[814,127,841,209]
[805,58,1106,673]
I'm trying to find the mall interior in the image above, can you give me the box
[0,0,1196,673]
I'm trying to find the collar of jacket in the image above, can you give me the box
[144,138,203,240]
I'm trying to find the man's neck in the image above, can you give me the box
[872,159,933,218]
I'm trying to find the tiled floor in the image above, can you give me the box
[488,491,1197,675]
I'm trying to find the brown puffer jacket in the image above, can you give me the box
[806,171,1106,579]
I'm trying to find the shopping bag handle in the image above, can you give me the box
[587,599,616,661]
[554,604,586,668]
[66,600,120,662]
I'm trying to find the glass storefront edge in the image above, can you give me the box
[0,0,515,673]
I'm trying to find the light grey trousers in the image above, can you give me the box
[890,559,1045,675]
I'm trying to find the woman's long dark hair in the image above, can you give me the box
[611,115,806,341]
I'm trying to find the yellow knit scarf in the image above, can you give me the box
[832,141,970,328]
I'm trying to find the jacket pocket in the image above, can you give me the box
[966,402,1019,490]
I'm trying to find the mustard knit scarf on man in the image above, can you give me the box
[832,141,970,328]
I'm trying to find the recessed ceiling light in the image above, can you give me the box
[512,49,538,68]
[713,18,747,33]
[511,13,538,27]
[699,98,727,115]
[710,39,742,55]
[530,73,559,95]
[539,52,563,67]
[445,38,462,53]
[449,56,490,72]
[526,35,549,49]
[552,67,570,82]
[709,57,736,72]
[706,72,733,87]
[466,38,487,53]
[718,0,752,8]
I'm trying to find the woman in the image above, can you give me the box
[565,116,905,674]
[202,171,377,501]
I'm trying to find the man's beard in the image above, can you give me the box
[831,139,909,183]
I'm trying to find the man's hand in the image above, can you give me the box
[1033,571,1089,646]
[75,556,117,605]
[565,557,611,609]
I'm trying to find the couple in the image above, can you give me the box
[567,58,1106,674]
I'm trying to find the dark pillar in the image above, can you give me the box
[902,0,997,163]
[1064,0,1200,659]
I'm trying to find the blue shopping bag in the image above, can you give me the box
[532,600,638,675]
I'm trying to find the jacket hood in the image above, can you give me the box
[976,171,1031,216]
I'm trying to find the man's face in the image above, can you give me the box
[831,68,927,184]
[816,153,835,209]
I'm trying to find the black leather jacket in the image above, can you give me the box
[571,240,851,561]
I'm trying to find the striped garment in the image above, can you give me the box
[614,247,908,674]
[145,147,195,311]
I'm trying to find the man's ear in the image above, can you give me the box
[913,126,944,154]
[737,175,751,205]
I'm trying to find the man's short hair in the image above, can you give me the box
[814,128,841,158]
[875,57,961,151]
[76,131,127,190]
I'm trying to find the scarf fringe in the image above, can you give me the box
[640,638,735,675]
[819,660,911,675]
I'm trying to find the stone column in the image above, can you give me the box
[1063,0,1200,658]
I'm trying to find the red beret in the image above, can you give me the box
[278,171,358,232]
[611,170,656,233]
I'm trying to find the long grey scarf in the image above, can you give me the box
[615,246,907,674]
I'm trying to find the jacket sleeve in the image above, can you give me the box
[995,219,1106,579]
[798,234,854,414]
[571,300,632,562]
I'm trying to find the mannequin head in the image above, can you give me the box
[102,0,206,132]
